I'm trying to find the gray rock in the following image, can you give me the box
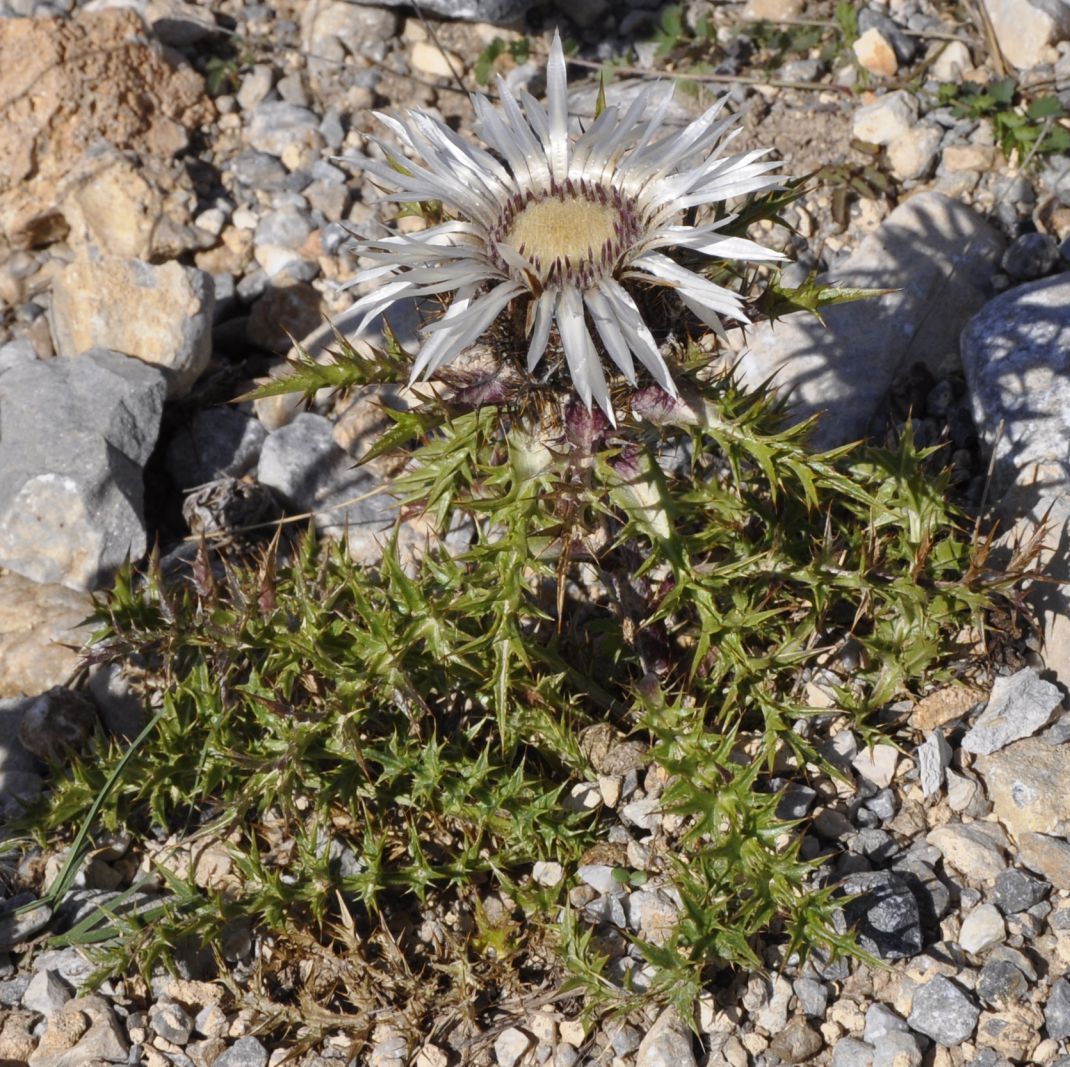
[793,976,828,1018]
[257,413,398,555]
[16,687,96,763]
[212,1036,269,1067]
[165,407,267,489]
[31,947,96,988]
[917,729,952,797]
[777,783,818,819]
[21,968,73,1016]
[841,870,922,959]
[831,1037,875,1067]
[230,150,289,190]
[892,854,950,926]
[977,958,1028,1007]
[0,349,166,590]
[1001,232,1060,280]
[608,1023,641,1056]
[0,891,50,951]
[864,1003,909,1042]
[0,337,36,374]
[0,971,32,1007]
[768,1017,823,1064]
[992,868,1049,913]
[0,693,44,821]
[149,998,194,1045]
[1046,976,1070,1040]
[576,864,621,895]
[961,274,1070,686]
[236,64,274,112]
[624,888,678,943]
[962,668,1062,754]
[872,1031,925,1067]
[636,1007,695,1067]
[740,192,1005,448]
[246,102,322,157]
[254,207,313,250]
[908,975,980,1045]
[86,662,148,741]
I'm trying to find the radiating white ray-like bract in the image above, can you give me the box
[345,30,783,422]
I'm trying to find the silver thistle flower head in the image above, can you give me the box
[346,30,784,423]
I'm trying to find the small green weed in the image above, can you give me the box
[473,36,532,85]
[937,77,1070,164]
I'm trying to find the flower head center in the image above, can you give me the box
[491,179,642,289]
[506,198,618,270]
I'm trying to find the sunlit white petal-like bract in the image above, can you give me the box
[345,30,782,422]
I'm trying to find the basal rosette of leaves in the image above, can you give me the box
[18,345,1025,1035]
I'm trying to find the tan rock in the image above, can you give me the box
[911,683,987,731]
[942,144,1000,172]
[0,1010,37,1063]
[50,257,214,398]
[0,9,212,252]
[410,40,464,80]
[1018,831,1070,889]
[60,148,198,261]
[975,1004,1043,1061]
[29,995,128,1067]
[194,226,255,276]
[976,737,1070,837]
[742,0,804,17]
[853,27,899,77]
[0,571,94,699]
[928,823,1008,882]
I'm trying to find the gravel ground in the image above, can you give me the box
[3,0,1070,1064]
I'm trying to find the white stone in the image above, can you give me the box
[195,207,227,237]
[918,729,952,797]
[983,0,1070,69]
[564,781,601,812]
[947,770,983,814]
[959,903,1005,954]
[887,124,943,181]
[637,1008,697,1067]
[852,743,898,788]
[852,90,918,145]
[931,40,973,81]
[532,861,563,887]
[495,1028,533,1067]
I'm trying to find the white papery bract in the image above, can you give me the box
[345,30,783,422]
